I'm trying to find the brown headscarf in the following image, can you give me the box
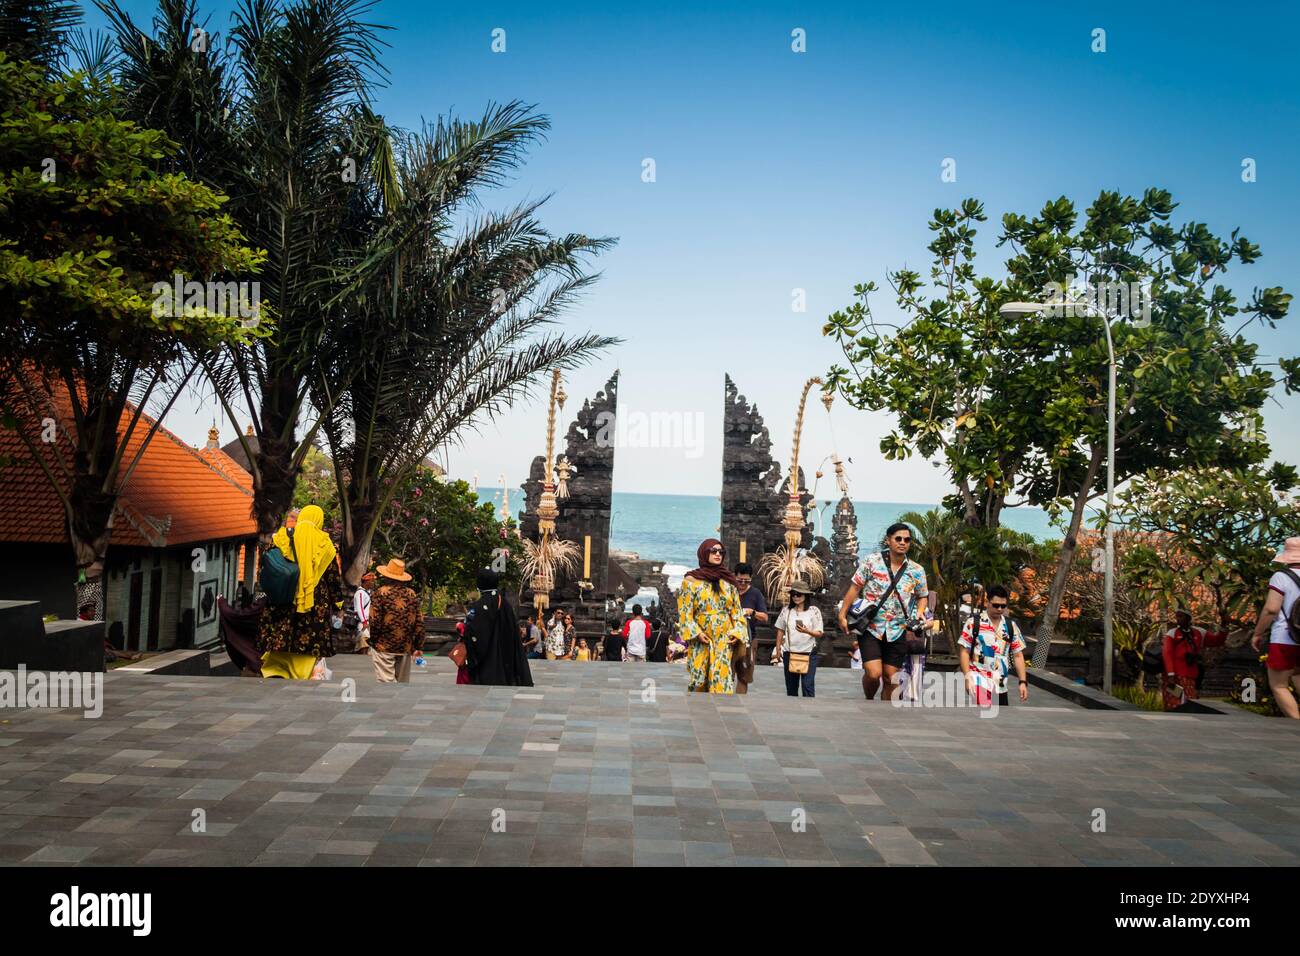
[685,538,739,589]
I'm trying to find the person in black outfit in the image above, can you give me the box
[603,620,626,662]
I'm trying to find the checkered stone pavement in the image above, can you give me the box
[0,657,1296,866]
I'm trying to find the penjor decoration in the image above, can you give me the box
[760,377,829,603]
[522,370,580,620]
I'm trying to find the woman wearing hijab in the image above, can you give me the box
[677,539,750,694]
[258,504,342,679]
[463,568,533,687]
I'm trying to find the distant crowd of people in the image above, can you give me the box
[218,501,1300,718]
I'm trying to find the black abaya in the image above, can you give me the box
[465,589,533,687]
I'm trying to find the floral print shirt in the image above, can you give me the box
[959,612,1026,695]
[851,552,928,642]
[677,576,750,694]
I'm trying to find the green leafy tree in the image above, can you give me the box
[826,189,1297,655]
[372,470,523,597]
[291,444,338,514]
[1117,463,1300,630]
[0,49,264,610]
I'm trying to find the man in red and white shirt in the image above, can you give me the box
[622,605,650,661]
[354,571,375,649]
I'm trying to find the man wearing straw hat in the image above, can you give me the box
[1251,537,1300,719]
[369,558,423,683]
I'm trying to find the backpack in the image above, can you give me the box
[1141,637,1165,676]
[1280,569,1300,643]
[260,529,300,607]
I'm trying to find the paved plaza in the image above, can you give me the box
[0,658,1297,866]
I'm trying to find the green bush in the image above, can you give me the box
[1111,683,1164,712]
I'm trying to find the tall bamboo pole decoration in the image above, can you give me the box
[781,377,823,553]
[531,370,567,619]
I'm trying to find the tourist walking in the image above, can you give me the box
[1160,608,1227,711]
[647,617,667,662]
[603,619,626,661]
[464,568,533,686]
[545,607,567,660]
[258,504,341,679]
[677,539,750,694]
[563,613,578,659]
[353,570,375,650]
[958,585,1028,707]
[838,522,928,701]
[1251,537,1300,719]
[622,604,651,661]
[735,561,769,685]
[368,559,423,683]
[772,577,822,697]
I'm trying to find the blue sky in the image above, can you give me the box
[87,0,1300,498]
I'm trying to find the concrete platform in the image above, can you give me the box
[0,657,1296,866]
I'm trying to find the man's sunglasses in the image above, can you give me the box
[989,602,1008,610]
[892,535,912,543]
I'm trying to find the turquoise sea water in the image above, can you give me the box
[476,489,1061,571]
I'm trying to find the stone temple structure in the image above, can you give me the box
[718,374,813,579]
[520,373,619,614]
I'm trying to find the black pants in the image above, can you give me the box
[783,652,817,697]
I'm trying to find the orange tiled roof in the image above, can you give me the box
[0,381,256,548]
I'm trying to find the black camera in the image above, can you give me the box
[845,602,879,633]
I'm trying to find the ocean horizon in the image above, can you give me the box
[474,488,1065,572]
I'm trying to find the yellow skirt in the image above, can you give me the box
[261,651,317,680]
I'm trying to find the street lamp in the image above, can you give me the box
[1000,299,1116,694]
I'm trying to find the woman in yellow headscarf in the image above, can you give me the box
[258,504,343,679]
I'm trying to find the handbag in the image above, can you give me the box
[787,651,811,675]
[902,594,930,656]
[448,640,468,668]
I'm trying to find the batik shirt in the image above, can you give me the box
[368,584,423,654]
[850,552,928,642]
[958,612,1026,695]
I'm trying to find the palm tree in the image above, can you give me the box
[98,0,390,543]
[316,105,618,584]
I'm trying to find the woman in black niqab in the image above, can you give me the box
[465,568,533,687]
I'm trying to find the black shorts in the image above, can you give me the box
[860,633,908,668]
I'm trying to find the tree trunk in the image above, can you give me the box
[1033,444,1105,667]
[67,473,116,618]
[340,500,376,588]
[252,380,301,547]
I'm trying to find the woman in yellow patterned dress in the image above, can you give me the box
[677,539,750,694]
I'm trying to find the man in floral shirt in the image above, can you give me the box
[369,558,423,683]
[958,584,1028,707]
[838,522,928,701]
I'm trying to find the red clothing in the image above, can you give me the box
[1161,625,1226,679]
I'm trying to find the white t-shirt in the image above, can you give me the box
[354,588,371,629]
[1268,569,1300,647]
[624,618,649,656]
[775,605,823,654]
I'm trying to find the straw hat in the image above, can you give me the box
[377,558,413,582]
[1274,537,1300,565]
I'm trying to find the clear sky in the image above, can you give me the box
[86,0,1300,499]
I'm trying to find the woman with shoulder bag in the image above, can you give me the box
[772,577,823,697]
